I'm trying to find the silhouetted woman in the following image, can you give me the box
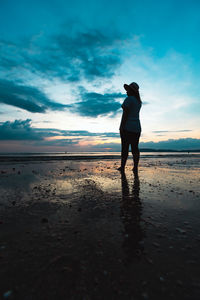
[118,82,142,173]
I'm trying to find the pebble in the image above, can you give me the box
[152,242,160,248]
[176,280,183,286]
[176,228,186,234]
[160,276,165,282]
[139,240,144,246]
[186,260,196,264]
[184,221,189,225]
[41,218,48,223]
[192,282,200,289]
[146,257,153,264]
[3,290,13,298]
[142,292,149,299]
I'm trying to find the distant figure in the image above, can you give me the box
[118,82,142,174]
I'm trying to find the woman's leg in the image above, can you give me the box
[119,131,129,171]
[130,133,140,172]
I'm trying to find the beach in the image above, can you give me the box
[0,154,200,299]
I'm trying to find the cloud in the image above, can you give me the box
[140,138,200,150]
[0,119,42,140]
[0,27,125,83]
[0,78,123,117]
[152,130,192,133]
[73,88,124,117]
[53,130,120,138]
[35,138,82,147]
[0,79,69,113]
[50,29,122,81]
[0,119,67,141]
[0,119,120,141]
[0,28,128,117]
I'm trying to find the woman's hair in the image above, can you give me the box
[131,89,142,104]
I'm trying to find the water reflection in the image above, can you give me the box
[120,172,144,264]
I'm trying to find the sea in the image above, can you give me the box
[0,151,199,162]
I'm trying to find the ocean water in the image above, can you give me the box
[0,151,199,156]
[0,151,199,162]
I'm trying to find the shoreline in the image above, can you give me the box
[0,153,199,163]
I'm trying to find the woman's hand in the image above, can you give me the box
[119,110,128,135]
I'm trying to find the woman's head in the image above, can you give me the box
[124,82,142,103]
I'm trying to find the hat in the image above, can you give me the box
[124,82,139,92]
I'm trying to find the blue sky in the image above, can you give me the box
[0,0,199,152]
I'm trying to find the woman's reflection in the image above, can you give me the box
[120,172,144,264]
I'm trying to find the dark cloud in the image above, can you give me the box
[0,28,127,117]
[48,29,122,81]
[0,119,67,141]
[153,130,192,133]
[0,28,125,83]
[0,119,42,140]
[99,132,120,138]
[140,138,200,150]
[0,79,69,113]
[35,138,82,147]
[0,78,124,117]
[0,119,120,141]
[73,88,124,117]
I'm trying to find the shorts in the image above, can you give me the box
[120,130,141,144]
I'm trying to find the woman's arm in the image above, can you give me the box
[119,108,129,132]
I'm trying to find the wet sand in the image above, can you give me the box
[0,156,200,299]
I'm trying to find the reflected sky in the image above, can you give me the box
[0,158,199,210]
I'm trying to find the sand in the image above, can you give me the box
[0,155,200,299]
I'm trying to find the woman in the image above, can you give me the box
[118,82,142,173]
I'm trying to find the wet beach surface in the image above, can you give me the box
[0,156,200,299]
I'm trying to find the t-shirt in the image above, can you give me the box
[121,96,142,132]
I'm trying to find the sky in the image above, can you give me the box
[0,0,200,152]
